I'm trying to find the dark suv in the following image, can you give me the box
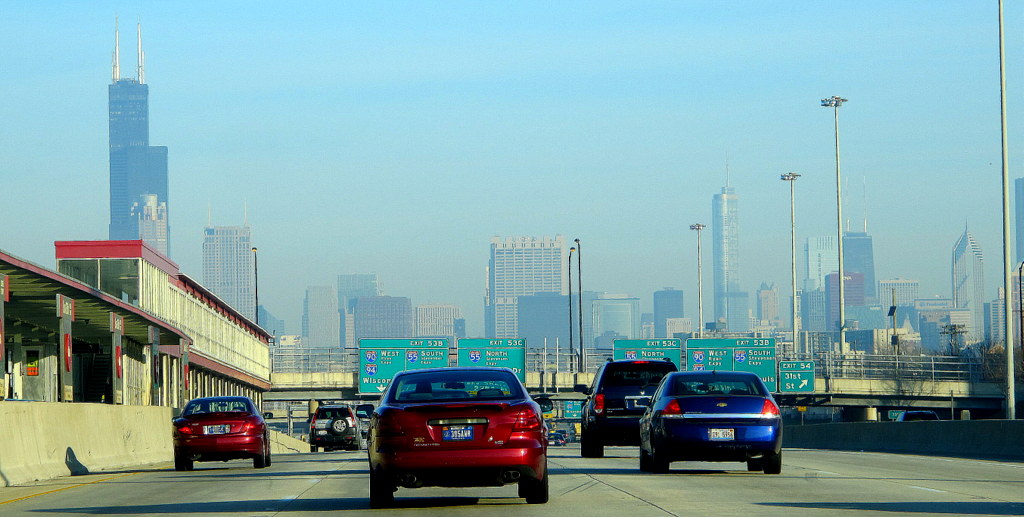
[309,404,362,452]
[576,359,677,458]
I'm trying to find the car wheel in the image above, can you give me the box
[174,454,193,472]
[369,467,395,509]
[649,442,670,474]
[517,467,549,504]
[639,446,653,473]
[264,438,272,467]
[762,451,782,474]
[330,419,348,434]
[746,458,762,471]
[580,431,604,458]
[254,452,267,469]
[310,445,318,453]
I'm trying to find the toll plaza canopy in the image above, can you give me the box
[1,240,272,408]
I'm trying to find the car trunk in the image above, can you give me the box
[390,401,521,450]
[182,412,255,434]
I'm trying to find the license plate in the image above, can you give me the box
[204,425,230,435]
[442,425,474,441]
[709,428,734,441]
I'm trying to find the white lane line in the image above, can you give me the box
[906,485,945,493]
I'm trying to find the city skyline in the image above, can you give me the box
[1,3,1021,335]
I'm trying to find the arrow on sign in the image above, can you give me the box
[798,379,808,388]
[377,385,387,392]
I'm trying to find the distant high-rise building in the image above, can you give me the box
[985,288,1006,345]
[354,296,412,340]
[257,305,285,337]
[108,21,170,251]
[756,282,780,326]
[202,224,255,320]
[485,236,568,338]
[302,286,340,348]
[878,278,920,307]
[415,304,461,339]
[134,194,168,255]
[804,236,838,292]
[843,231,877,303]
[801,289,828,332]
[592,295,641,344]
[338,274,381,348]
[1015,178,1024,262]
[951,226,985,343]
[653,288,684,338]
[712,186,745,330]
[517,293,568,351]
[826,272,864,332]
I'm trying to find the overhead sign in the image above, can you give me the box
[563,400,583,419]
[359,338,449,394]
[456,338,526,381]
[779,360,815,392]
[612,339,681,366]
[686,338,777,392]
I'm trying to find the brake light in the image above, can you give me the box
[377,410,406,437]
[240,422,256,433]
[761,399,780,418]
[176,425,194,435]
[512,406,542,431]
[662,399,682,415]
[593,394,605,415]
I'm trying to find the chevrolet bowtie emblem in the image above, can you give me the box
[716,402,728,407]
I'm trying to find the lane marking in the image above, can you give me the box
[0,472,141,506]
[906,485,945,493]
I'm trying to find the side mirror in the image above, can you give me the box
[533,397,554,413]
[356,404,375,418]
[262,412,275,419]
[573,384,590,395]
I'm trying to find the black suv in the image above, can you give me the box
[308,405,362,452]
[576,359,677,458]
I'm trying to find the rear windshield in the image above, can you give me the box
[316,408,352,419]
[389,370,523,403]
[601,363,676,387]
[183,398,252,415]
[667,375,766,396]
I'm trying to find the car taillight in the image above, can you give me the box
[377,410,405,437]
[593,394,605,415]
[176,425,194,435]
[512,405,542,431]
[761,399,780,418]
[240,422,256,433]
[661,399,683,415]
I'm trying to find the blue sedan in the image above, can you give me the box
[638,371,782,474]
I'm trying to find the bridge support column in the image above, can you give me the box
[110,313,124,404]
[56,294,75,402]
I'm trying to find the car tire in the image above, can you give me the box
[174,454,193,472]
[580,431,604,458]
[310,445,318,453]
[649,442,670,474]
[639,446,653,473]
[518,468,549,504]
[330,419,348,434]
[265,438,272,467]
[762,451,782,474]
[254,452,267,469]
[369,467,395,509]
[746,459,762,471]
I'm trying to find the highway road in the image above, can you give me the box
[2,446,1023,516]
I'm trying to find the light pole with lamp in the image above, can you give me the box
[689,224,706,337]
[781,172,801,355]
[998,0,1015,419]
[251,247,259,326]
[575,238,584,372]
[821,95,848,351]
[568,246,576,374]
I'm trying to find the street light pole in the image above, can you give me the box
[781,172,801,355]
[575,238,584,372]
[998,0,1016,419]
[251,246,259,326]
[568,246,576,374]
[689,224,706,337]
[821,95,848,351]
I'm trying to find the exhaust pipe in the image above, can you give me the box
[501,470,521,482]
[398,474,419,487]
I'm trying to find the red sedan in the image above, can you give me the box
[172,396,271,471]
[364,367,552,508]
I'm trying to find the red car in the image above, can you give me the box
[172,396,271,471]
[364,367,553,508]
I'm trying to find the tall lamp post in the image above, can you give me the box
[821,95,848,351]
[575,238,584,372]
[568,246,576,374]
[998,0,1016,419]
[781,172,801,354]
[689,224,706,337]
[251,246,260,326]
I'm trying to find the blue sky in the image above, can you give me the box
[1,1,1021,334]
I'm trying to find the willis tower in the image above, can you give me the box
[108,19,169,255]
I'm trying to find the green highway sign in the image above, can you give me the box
[359,338,449,394]
[456,338,527,381]
[612,339,682,367]
[685,338,777,391]
[563,400,583,419]
[778,360,815,392]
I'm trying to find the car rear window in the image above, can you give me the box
[390,370,523,402]
[316,408,352,419]
[183,398,252,415]
[602,363,676,387]
[668,375,766,396]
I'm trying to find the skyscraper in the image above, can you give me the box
[804,236,838,292]
[134,194,168,255]
[202,224,255,320]
[354,296,413,340]
[485,236,569,339]
[592,295,641,344]
[826,272,864,332]
[302,286,340,348]
[338,274,381,347]
[712,186,747,332]
[415,304,461,338]
[756,282,780,326]
[878,278,920,307]
[843,231,877,303]
[952,226,985,343]
[108,21,169,251]
[1015,177,1024,262]
[653,288,684,338]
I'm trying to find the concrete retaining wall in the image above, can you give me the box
[269,429,309,454]
[0,402,173,487]
[784,420,1024,460]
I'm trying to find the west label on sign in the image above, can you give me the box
[359,338,450,394]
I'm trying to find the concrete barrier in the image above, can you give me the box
[269,429,309,454]
[0,402,173,487]
[784,420,1024,460]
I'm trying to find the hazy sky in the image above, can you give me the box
[1,1,1021,335]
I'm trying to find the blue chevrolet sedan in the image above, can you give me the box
[638,371,782,474]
